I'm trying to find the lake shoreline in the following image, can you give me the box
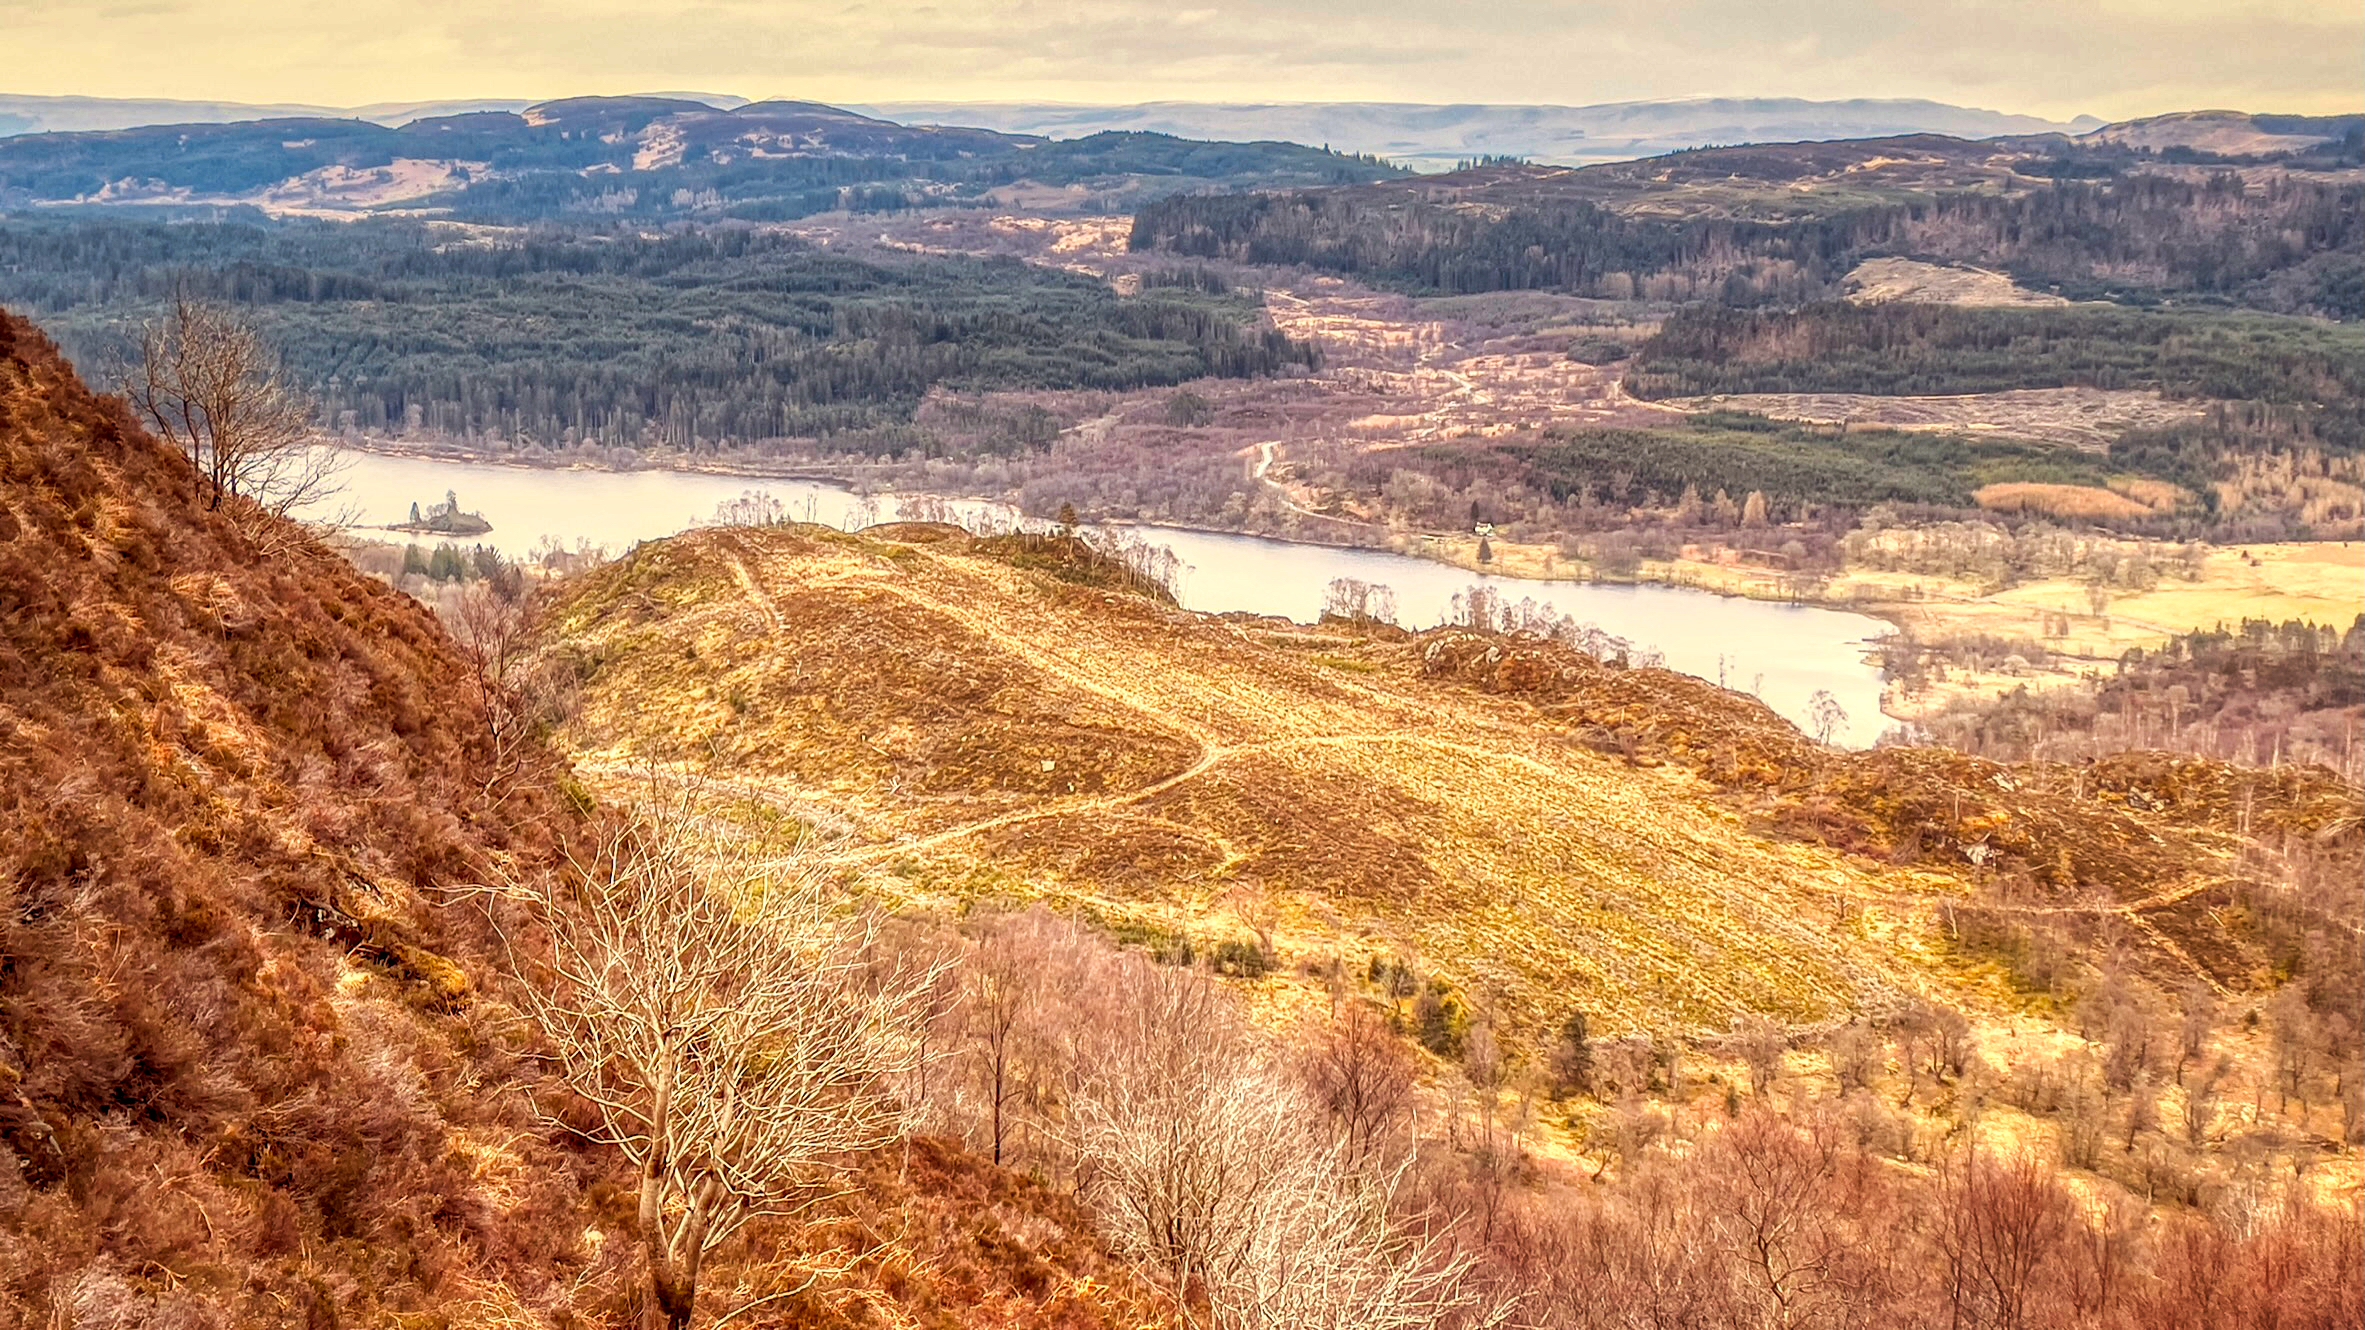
[326,433,1912,622]
[325,438,1907,740]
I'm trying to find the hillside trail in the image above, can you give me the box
[714,531,792,630]
[692,533,2247,996]
[835,726,1608,866]
[1250,439,1386,532]
[580,533,2273,1009]
[707,539,1664,866]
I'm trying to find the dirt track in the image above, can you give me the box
[537,525,2323,1033]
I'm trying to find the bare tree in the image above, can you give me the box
[1322,576,1399,626]
[2059,1070,2109,1173]
[1932,1150,2075,1330]
[449,573,545,798]
[2268,985,2316,1115]
[1730,1014,1787,1100]
[2182,1056,2230,1147]
[1807,689,1849,745]
[1463,1016,1513,1157]
[1705,1111,1894,1330]
[1299,1002,1418,1164]
[711,489,788,528]
[487,791,939,1330]
[2174,980,2218,1085]
[1829,1021,1882,1095]
[122,291,342,535]
[964,910,1046,1166]
[1071,962,1492,1330]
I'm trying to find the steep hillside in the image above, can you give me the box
[0,309,595,1323]
[533,523,2359,1039]
[0,314,1167,1328]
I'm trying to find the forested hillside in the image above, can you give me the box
[0,218,1316,450]
[1629,304,2365,425]
[1393,417,2121,516]
[1132,162,2365,315]
[0,95,1403,221]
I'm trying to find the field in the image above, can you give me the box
[1626,537,2362,707]
[1841,257,2070,308]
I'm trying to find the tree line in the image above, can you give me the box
[0,217,1319,455]
[1131,171,2364,317]
[1910,615,2365,780]
[1627,303,2365,425]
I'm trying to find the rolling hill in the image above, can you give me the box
[860,97,2101,169]
[3,92,2095,163]
[0,95,1403,221]
[2077,109,2365,157]
[530,521,2360,1039]
[1129,127,2365,315]
[0,91,757,137]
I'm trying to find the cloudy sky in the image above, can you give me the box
[6,0,2357,120]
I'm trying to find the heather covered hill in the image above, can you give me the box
[0,313,1167,1327]
[0,308,592,1322]
[531,521,2361,1035]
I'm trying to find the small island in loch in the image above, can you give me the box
[387,488,491,536]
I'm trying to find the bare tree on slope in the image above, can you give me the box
[489,792,940,1330]
[1071,962,1500,1330]
[122,290,342,535]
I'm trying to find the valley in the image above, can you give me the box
[1,81,2359,1330]
[278,203,2352,749]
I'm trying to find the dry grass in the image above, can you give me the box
[0,310,1193,1330]
[1843,257,2069,308]
[534,524,2351,1044]
[1650,538,2363,710]
[1638,385,2206,451]
[1973,482,2159,521]
[539,526,1955,1037]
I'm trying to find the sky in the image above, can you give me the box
[4,0,2358,122]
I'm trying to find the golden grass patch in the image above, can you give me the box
[1973,482,2155,521]
[535,525,1986,1037]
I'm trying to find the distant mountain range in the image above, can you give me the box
[4,92,2102,168]
[0,91,2349,227]
[0,95,1401,222]
[855,97,2109,168]
[0,91,750,136]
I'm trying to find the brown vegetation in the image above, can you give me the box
[5,292,2357,1326]
[0,309,1198,1328]
[0,308,589,1321]
[538,523,1973,1035]
[536,520,2362,1037]
[1974,483,2162,522]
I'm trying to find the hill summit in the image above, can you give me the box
[533,522,2358,1036]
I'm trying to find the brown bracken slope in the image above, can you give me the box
[0,312,1165,1329]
